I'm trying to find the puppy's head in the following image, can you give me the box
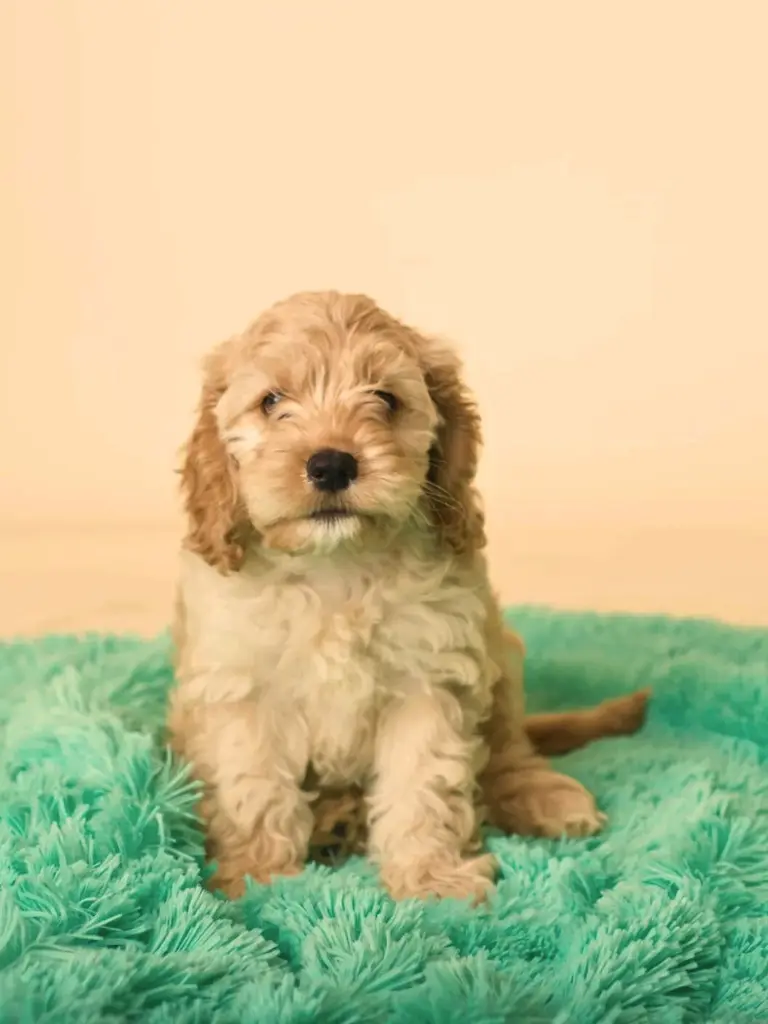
[181,291,484,570]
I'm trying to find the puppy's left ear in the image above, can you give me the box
[180,351,251,573]
[420,341,486,555]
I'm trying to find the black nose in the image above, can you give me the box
[306,449,358,492]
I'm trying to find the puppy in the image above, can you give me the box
[169,291,616,901]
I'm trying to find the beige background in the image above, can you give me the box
[2,1,767,635]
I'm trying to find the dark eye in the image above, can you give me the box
[373,390,399,413]
[260,391,282,414]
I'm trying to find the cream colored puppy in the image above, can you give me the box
[169,291,604,900]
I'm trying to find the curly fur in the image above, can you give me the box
[169,291,608,900]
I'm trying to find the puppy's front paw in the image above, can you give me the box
[381,852,497,903]
[489,769,606,839]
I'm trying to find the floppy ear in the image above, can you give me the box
[180,363,250,573]
[421,342,486,555]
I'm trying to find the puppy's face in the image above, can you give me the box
[215,323,438,553]
[182,292,483,569]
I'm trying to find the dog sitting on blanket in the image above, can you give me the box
[168,291,648,899]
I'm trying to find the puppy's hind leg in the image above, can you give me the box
[480,629,605,840]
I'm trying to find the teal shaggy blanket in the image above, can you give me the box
[1,610,767,1023]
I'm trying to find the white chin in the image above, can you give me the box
[307,514,362,550]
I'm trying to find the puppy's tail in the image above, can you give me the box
[524,688,651,756]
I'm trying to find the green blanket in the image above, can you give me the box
[1,610,766,1022]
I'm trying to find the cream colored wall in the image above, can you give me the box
[2,1,767,630]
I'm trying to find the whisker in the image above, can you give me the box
[423,480,460,505]
[422,481,465,518]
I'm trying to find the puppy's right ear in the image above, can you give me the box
[180,359,248,573]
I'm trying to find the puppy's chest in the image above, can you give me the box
[239,560,489,782]
[248,565,486,688]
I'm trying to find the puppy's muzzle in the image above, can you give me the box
[306,449,358,493]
